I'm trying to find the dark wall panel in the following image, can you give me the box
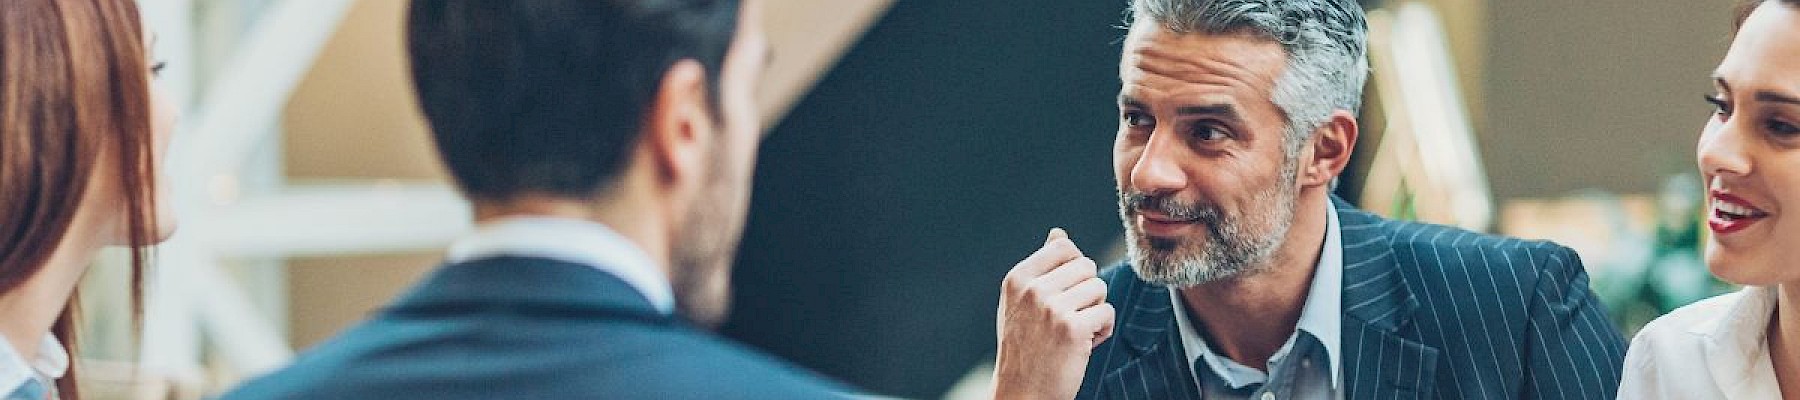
[723,1,1130,397]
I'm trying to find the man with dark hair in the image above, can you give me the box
[991,0,1626,398]
[223,0,852,398]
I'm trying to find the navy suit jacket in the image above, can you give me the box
[1076,199,1627,399]
[222,257,851,400]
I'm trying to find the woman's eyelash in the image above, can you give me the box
[1704,94,1730,115]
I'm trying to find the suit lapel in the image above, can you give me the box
[1091,199,1444,400]
[1094,271,1195,400]
[1335,198,1440,399]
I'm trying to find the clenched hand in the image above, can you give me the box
[992,228,1115,400]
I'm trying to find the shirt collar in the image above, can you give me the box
[1301,197,1344,388]
[1695,285,1780,396]
[1169,199,1344,389]
[447,216,675,314]
[1,335,69,396]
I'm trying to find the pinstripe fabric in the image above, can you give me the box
[1075,198,1626,399]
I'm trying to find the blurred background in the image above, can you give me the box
[69,0,1740,398]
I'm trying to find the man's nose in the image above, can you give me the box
[1129,130,1188,194]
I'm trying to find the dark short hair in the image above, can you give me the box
[406,0,742,201]
[1735,0,1799,34]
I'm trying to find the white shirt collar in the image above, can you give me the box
[1696,285,1782,399]
[1169,198,1344,388]
[1,334,69,396]
[446,217,675,314]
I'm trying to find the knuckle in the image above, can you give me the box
[1023,285,1051,305]
[1001,272,1022,292]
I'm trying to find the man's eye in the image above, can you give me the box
[1122,112,1153,128]
[1190,124,1229,141]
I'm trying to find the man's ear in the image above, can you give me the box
[1301,110,1358,188]
[644,60,713,187]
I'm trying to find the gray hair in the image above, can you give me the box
[1128,0,1369,157]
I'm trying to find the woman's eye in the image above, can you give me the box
[1766,119,1800,136]
[1705,94,1731,118]
[1122,112,1153,128]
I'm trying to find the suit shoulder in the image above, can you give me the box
[1382,219,1577,276]
[1385,218,1562,255]
[625,329,852,396]
[224,316,851,399]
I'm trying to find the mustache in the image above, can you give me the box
[1120,192,1221,223]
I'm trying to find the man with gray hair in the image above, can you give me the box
[990,0,1625,398]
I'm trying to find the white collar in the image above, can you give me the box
[1695,285,1782,399]
[447,217,675,314]
[1169,199,1344,389]
[0,334,68,396]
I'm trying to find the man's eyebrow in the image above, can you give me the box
[1118,94,1144,108]
[1176,103,1238,117]
[1116,95,1242,120]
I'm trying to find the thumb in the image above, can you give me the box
[1046,228,1069,245]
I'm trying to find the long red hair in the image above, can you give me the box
[0,0,156,398]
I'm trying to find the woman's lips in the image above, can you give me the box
[1709,192,1770,235]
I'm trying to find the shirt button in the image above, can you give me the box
[1262,392,1275,400]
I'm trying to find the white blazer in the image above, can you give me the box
[1618,286,1784,399]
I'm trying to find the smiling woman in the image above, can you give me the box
[1617,0,1800,398]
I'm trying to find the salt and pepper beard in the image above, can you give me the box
[1119,157,1300,286]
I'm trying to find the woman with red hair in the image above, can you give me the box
[0,0,179,398]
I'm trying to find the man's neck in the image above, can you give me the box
[1177,193,1330,370]
[472,194,673,280]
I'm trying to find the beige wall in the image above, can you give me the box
[1482,0,1735,200]
[1422,0,1488,130]
[280,0,440,349]
[283,0,439,180]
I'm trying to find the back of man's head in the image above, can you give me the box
[406,0,742,202]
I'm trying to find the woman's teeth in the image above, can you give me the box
[1714,200,1765,219]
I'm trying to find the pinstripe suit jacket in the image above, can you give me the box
[1075,199,1627,399]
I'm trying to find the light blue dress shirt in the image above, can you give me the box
[1,335,67,400]
[1168,199,1344,400]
